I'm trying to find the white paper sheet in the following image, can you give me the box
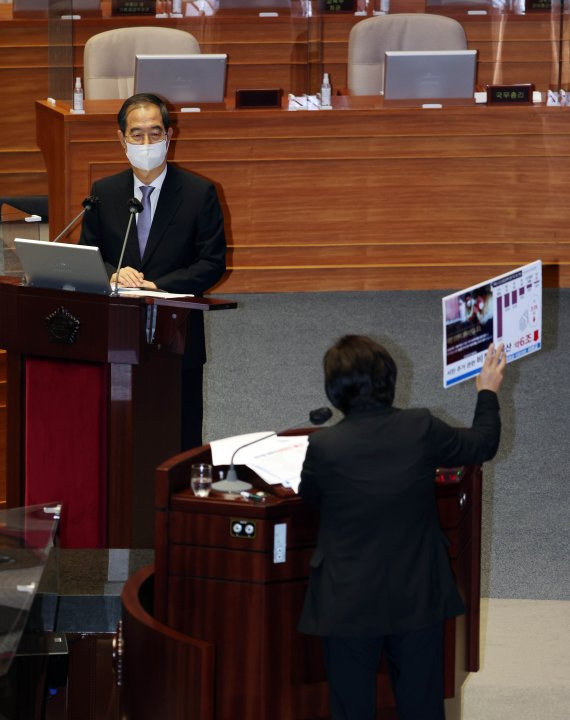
[116,288,194,298]
[247,436,309,492]
[210,432,276,466]
[210,433,309,492]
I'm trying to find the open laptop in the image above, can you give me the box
[134,54,228,104]
[383,50,477,102]
[14,238,112,295]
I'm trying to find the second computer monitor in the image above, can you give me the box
[134,53,228,104]
[383,50,477,101]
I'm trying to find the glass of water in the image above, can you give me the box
[190,463,213,497]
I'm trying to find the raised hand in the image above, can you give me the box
[476,342,507,393]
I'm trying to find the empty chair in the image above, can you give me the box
[347,14,468,96]
[83,26,201,100]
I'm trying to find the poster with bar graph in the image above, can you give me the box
[442,260,542,388]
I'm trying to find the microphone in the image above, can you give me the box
[112,198,143,295]
[307,406,333,425]
[211,406,333,493]
[51,195,100,243]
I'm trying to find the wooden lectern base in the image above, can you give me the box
[120,443,482,719]
[0,279,236,548]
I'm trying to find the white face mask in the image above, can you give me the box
[125,139,168,172]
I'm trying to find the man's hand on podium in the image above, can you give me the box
[111,266,157,290]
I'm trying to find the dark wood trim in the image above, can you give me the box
[121,565,215,720]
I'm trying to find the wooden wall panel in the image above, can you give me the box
[35,98,570,293]
[2,68,49,146]
[0,8,49,197]
[211,263,568,293]
[228,241,570,267]
[2,6,569,200]
[477,62,554,88]
[0,6,319,200]
[4,5,570,290]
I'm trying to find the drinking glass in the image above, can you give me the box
[190,463,213,497]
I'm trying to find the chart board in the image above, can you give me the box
[442,261,542,388]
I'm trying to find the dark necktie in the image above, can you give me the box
[137,185,155,257]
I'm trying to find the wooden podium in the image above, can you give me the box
[120,442,482,719]
[0,278,235,548]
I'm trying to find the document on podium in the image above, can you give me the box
[210,433,309,492]
[117,288,194,298]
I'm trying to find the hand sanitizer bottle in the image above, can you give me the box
[73,77,84,112]
[321,73,331,108]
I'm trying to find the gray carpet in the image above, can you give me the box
[204,289,570,601]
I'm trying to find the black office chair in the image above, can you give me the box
[0,196,49,222]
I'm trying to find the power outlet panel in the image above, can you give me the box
[273,522,286,564]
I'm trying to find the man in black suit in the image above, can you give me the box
[80,93,226,450]
[298,335,506,720]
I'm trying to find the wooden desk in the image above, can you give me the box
[119,444,482,720]
[36,97,570,291]
[1,3,567,202]
[0,4,321,201]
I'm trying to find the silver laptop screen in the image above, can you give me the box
[14,239,111,295]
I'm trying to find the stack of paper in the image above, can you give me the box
[210,433,309,493]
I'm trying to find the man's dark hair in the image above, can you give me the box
[323,335,397,414]
[117,93,170,134]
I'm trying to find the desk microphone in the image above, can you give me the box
[112,197,143,295]
[51,195,100,243]
[211,406,333,493]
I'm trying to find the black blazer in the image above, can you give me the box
[298,390,501,637]
[80,164,226,365]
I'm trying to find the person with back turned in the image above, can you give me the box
[80,93,226,451]
[298,335,506,720]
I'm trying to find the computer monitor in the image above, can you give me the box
[383,50,477,101]
[134,54,228,104]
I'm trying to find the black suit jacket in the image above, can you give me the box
[298,390,501,637]
[80,164,226,365]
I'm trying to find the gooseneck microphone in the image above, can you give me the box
[112,197,143,295]
[51,195,100,243]
[211,406,333,493]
